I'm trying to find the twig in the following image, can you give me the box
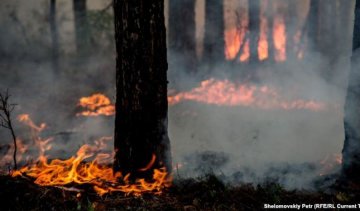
[0,90,18,170]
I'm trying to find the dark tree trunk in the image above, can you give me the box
[73,0,90,57]
[342,0,360,180]
[49,0,59,73]
[168,0,197,73]
[248,0,260,64]
[203,0,225,65]
[266,1,275,63]
[113,0,171,179]
[307,0,320,53]
[285,1,297,61]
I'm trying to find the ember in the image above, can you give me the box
[168,78,326,111]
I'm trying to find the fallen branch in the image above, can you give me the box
[0,90,18,170]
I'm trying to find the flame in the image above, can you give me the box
[0,139,28,168]
[225,10,290,62]
[12,145,171,196]
[168,78,325,111]
[10,114,171,196]
[319,153,342,176]
[273,15,286,62]
[138,154,157,172]
[77,94,115,117]
[17,114,46,133]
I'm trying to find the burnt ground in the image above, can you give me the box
[0,174,359,211]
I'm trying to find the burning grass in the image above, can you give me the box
[2,113,171,197]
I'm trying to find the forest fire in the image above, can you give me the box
[225,13,288,62]
[77,93,115,117]
[9,114,171,196]
[168,78,325,111]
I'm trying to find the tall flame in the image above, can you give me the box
[225,11,291,62]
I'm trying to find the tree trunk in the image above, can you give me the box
[248,0,260,64]
[49,0,59,73]
[285,1,297,61]
[307,0,320,53]
[168,0,197,73]
[113,0,172,179]
[266,1,275,63]
[203,0,225,65]
[73,0,89,57]
[342,0,360,180]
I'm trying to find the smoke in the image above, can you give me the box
[167,0,353,190]
[0,0,355,190]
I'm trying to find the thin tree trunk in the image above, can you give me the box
[73,0,89,57]
[285,1,297,61]
[318,0,338,81]
[307,0,320,53]
[168,0,197,73]
[342,0,360,180]
[266,1,275,63]
[203,0,225,65]
[50,0,59,73]
[113,0,171,179]
[248,0,260,64]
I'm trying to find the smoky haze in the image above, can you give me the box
[0,0,356,190]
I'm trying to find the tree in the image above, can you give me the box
[168,0,197,73]
[266,1,275,62]
[113,0,172,179]
[73,0,90,57]
[285,1,297,61]
[49,0,59,73]
[203,0,225,66]
[342,0,360,180]
[248,0,260,64]
[307,0,320,53]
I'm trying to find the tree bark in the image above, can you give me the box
[203,0,225,65]
[168,0,197,73]
[113,0,171,179]
[73,0,90,57]
[342,0,360,180]
[248,0,260,64]
[50,0,59,73]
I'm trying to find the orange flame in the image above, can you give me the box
[225,12,290,62]
[12,145,171,196]
[168,78,325,111]
[11,114,171,196]
[77,94,115,117]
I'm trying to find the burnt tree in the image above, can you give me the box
[342,0,360,180]
[49,0,59,73]
[248,0,260,64]
[203,0,225,66]
[168,0,197,73]
[113,0,171,178]
[73,0,90,57]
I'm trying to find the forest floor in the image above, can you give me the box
[1,174,359,211]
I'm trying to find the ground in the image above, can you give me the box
[1,174,359,211]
